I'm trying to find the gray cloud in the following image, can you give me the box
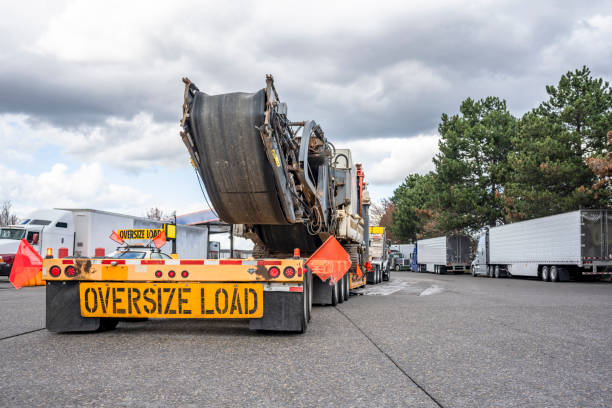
[0,0,610,141]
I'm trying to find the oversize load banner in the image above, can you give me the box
[117,229,162,240]
[79,282,263,319]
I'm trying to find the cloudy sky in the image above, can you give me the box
[1,0,611,220]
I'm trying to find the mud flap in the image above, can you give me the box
[312,277,333,305]
[249,291,304,332]
[366,270,375,284]
[46,281,102,332]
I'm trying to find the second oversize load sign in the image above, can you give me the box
[79,282,263,319]
[116,229,162,240]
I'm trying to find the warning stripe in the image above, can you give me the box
[80,259,301,266]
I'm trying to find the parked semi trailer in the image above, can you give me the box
[1,209,206,276]
[415,235,472,274]
[42,75,377,334]
[471,209,612,281]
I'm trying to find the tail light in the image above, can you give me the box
[168,270,176,278]
[49,265,61,277]
[155,270,163,278]
[64,265,78,277]
[283,266,296,279]
[181,270,189,278]
[268,266,280,278]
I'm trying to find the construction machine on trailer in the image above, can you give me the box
[43,75,375,333]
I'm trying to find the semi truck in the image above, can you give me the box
[369,226,388,282]
[1,209,207,275]
[414,235,472,274]
[388,244,414,271]
[42,74,377,334]
[471,209,612,281]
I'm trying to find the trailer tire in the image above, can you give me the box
[550,266,559,282]
[344,273,350,301]
[331,280,339,306]
[338,275,345,304]
[395,264,400,271]
[541,266,550,281]
[98,318,119,332]
[494,266,500,278]
[471,266,476,277]
[307,269,313,321]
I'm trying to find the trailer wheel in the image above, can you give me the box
[494,266,500,278]
[300,279,308,333]
[471,266,476,277]
[331,280,339,306]
[338,275,345,304]
[98,318,119,332]
[395,264,400,271]
[307,268,313,321]
[550,266,559,282]
[344,273,350,301]
[541,266,550,281]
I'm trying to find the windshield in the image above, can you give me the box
[0,228,25,240]
[109,251,147,259]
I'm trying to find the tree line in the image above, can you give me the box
[384,66,612,242]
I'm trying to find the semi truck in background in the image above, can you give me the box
[414,235,472,274]
[471,209,612,281]
[388,243,414,271]
[0,209,207,275]
[369,226,389,282]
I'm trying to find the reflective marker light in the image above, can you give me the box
[64,265,77,277]
[283,266,296,279]
[181,270,189,278]
[168,270,176,278]
[268,266,280,278]
[155,270,163,278]
[49,265,61,277]
[297,267,303,277]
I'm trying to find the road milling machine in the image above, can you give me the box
[180,75,375,304]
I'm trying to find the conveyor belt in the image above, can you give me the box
[186,89,289,225]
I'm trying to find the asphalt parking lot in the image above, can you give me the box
[1,272,610,407]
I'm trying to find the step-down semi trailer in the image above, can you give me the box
[43,75,380,333]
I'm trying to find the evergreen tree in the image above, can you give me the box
[433,97,516,232]
[505,67,612,219]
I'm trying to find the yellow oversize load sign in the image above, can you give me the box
[117,229,162,240]
[80,282,263,319]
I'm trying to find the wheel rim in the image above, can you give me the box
[542,266,548,281]
[551,267,557,281]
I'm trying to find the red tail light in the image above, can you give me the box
[297,267,303,277]
[181,270,189,278]
[268,266,280,278]
[168,270,176,278]
[155,270,163,278]
[49,266,61,277]
[283,266,296,278]
[64,265,78,277]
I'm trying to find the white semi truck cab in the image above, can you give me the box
[0,209,75,275]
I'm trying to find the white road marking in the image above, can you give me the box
[352,280,414,296]
[419,285,444,296]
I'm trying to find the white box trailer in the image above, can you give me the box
[471,209,612,281]
[416,235,472,274]
[0,209,208,275]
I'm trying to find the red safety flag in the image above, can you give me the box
[109,230,124,244]
[153,230,167,249]
[9,239,43,289]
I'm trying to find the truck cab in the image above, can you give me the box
[0,209,75,275]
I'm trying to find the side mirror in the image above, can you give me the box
[32,233,39,245]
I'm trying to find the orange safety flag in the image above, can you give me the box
[355,264,363,279]
[9,239,43,289]
[365,261,372,271]
[306,236,352,285]
[152,230,167,249]
[109,230,124,244]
